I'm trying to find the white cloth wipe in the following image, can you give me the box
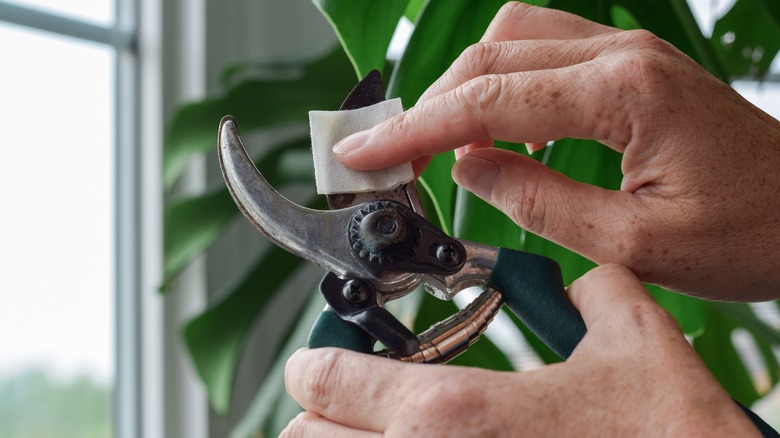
[309,98,413,195]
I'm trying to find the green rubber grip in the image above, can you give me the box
[308,307,375,353]
[489,247,586,359]
[306,251,778,438]
[490,248,780,437]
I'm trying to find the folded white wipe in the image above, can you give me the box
[309,98,414,195]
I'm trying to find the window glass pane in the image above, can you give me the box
[734,81,780,120]
[4,0,114,26]
[688,0,736,37]
[0,23,114,436]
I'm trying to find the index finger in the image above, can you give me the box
[333,59,630,170]
[285,348,414,432]
[482,3,616,43]
[418,5,619,106]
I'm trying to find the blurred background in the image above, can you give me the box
[0,0,778,437]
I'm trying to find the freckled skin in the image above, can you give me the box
[287,3,779,437]
[333,3,780,302]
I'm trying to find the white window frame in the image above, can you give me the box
[10,1,774,436]
[0,1,184,437]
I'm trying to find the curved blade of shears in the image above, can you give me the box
[218,117,376,280]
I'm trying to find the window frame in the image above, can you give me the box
[0,1,146,436]
[3,1,776,436]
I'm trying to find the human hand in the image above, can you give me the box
[331,2,780,301]
[282,265,758,437]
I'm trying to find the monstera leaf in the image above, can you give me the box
[163,0,780,435]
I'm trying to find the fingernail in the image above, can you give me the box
[452,155,500,201]
[332,131,370,155]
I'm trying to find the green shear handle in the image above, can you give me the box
[309,248,585,359]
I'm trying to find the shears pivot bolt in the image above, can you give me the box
[342,279,371,305]
[436,243,462,267]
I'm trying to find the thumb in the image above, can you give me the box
[451,148,642,264]
[565,264,684,359]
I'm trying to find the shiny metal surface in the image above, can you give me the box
[218,116,376,280]
[218,68,506,364]
[374,241,502,363]
[327,185,414,211]
[378,288,504,363]
[324,70,424,301]
[424,240,499,300]
[217,115,439,302]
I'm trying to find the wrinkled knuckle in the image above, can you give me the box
[654,307,679,332]
[628,300,678,333]
[461,42,502,78]
[300,350,343,411]
[577,264,633,294]
[378,112,423,156]
[507,178,547,236]
[415,378,486,421]
[281,412,310,438]
[381,111,410,135]
[618,29,661,48]
[592,263,634,280]
[614,218,654,268]
[495,1,533,23]
[460,75,503,111]
[611,50,675,100]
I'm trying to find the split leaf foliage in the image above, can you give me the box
[163,1,780,434]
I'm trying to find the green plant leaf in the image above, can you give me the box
[418,158,456,235]
[506,311,562,365]
[389,0,511,233]
[662,0,726,79]
[162,188,239,292]
[312,0,409,78]
[452,141,525,248]
[164,48,354,188]
[454,188,521,248]
[710,302,780,346]
[523,233,597,285]
[405,0,427,22]
[547,0,727,80]
[182,245,306,414]
[754,0,780,30]
[413,291,513,370]
[519,139,621,284]
[388,0,509,103]
[711,0,780,80]
[523,140,706,336]
[181,187,326,413]
[647,285,705,337]
[451,139,604,363]
[230,294,326,438]
[162,138,314,289]
[694,303,760,406]
[167,0,780,428]
[414,180,444,231]
[610,4,641,30]
[709,302,780,393]
[755,332,780,389]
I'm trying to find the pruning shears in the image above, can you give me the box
[216,71,780,438]
[217,70,586,362]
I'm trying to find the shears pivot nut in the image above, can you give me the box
[348,200,466,276]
